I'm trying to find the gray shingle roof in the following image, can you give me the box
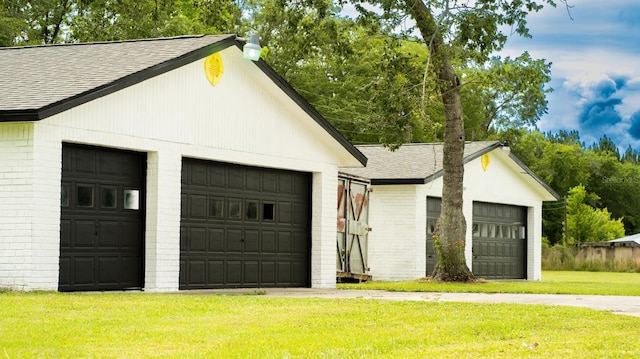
[0,34,236,120]
[0,34,367,166]
[340,142,500,184]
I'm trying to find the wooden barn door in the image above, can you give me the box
[337,176,371,281]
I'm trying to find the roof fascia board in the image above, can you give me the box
[371,178,427,185]
[234,40,367,167]
[0,35,237,122]
[0,109,40,121]
[462,141,502,165]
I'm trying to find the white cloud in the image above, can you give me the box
[498,1,640,149]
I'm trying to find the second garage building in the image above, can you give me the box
[340,142,558,281]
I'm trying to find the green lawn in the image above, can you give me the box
[1,271,639,358]
[1,292,639,358]
[338,270,640,296]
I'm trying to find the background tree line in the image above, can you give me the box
[3,0,635,247]
[499,128,640,245]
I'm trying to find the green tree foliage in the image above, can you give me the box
[500,128,640,245]
[566,184,625,244]
[461,52,552,140]
[71,0,242,42]
[622,145,640,165]
[0,0,243,45]
[0,1,26,46]
[585,150,640,236]
[590,134,620,160]
[0,0,75,45]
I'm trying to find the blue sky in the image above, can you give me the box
[500,0,640,151]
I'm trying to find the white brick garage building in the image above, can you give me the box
[0,35,366,291]
[340,142,558,281]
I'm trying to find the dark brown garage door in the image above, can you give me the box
[180,158,311,289]
[59,144,146,292]
[472,201,527,279]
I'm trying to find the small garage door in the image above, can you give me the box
[59,144,146,292]
[426,198,527,279]
[180,158,311,289]
[472,201,527,279]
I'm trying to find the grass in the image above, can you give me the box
[0,292,639,358]
[338,270,640,296]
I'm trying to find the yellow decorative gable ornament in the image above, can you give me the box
[481,153,490,172]
[204,53,224,86]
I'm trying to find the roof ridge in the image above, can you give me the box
[0,34,235,51]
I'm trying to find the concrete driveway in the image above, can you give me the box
[187,288,640,317]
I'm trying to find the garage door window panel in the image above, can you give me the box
[245,200,258,220]
[61,184,70,207]
[77,185,94,207]
[263,202,275,221]
[124,189,140,210]
[101,187,117,209]
[228,198,242,220]
[209,197,224,219]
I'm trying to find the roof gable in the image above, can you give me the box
[340,141,559,200]
[0,35,366,166]
[341,142,500,184]
[0,35,236,121]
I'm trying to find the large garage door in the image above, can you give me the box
[59,144,146,292]
[180,158,311,289]
[426,198,527,279]
[472,202,527,279]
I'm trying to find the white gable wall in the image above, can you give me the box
[463,149,545,280]
[367,148,548,281]
[1,46,356,291]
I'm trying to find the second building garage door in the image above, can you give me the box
[472,201,527,279]
[426,198,527,279]
[180,158,311,289]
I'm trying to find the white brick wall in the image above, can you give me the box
[527,205,542,280]
[311,169,339,288]
[0,122,34,290]
[143,150,183,292]
[28,126,62,290]
[1,46,358,291]
[367,185,426,281]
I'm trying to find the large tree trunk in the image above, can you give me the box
[405,0,474,281]
[431,58,473,281]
